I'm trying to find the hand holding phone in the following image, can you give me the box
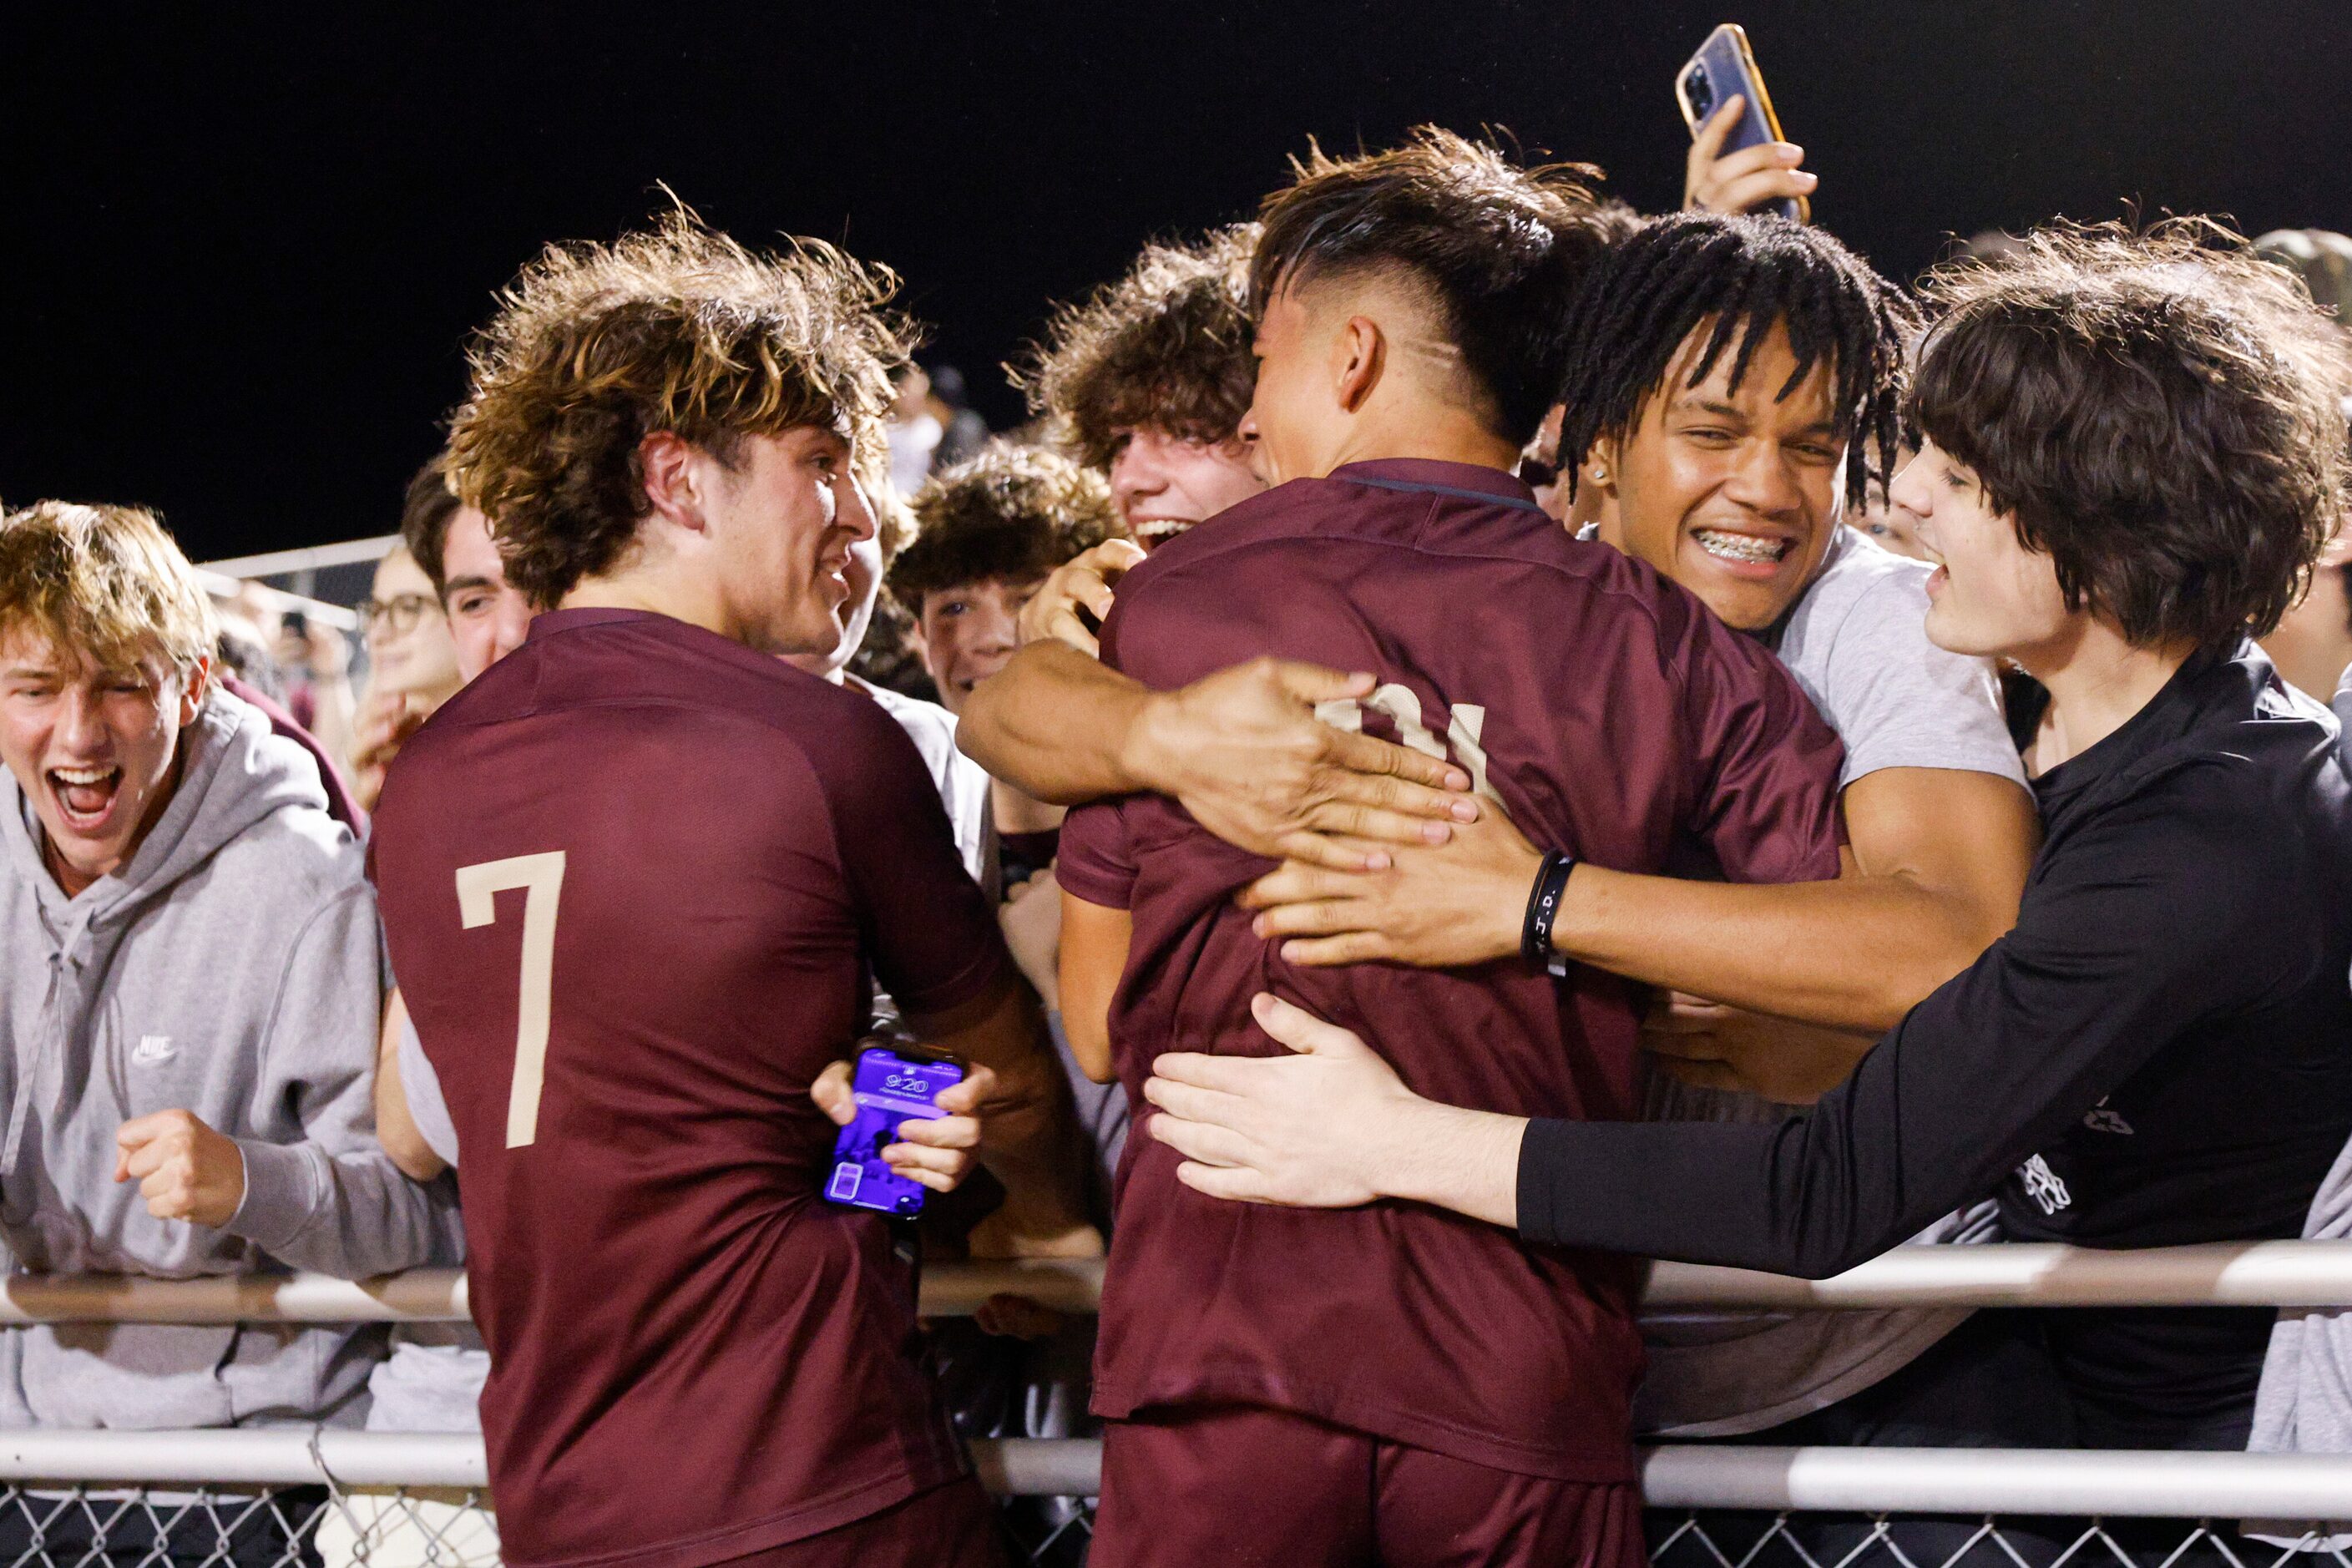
[1677,24,1813,222]
[819,1046,973,1216]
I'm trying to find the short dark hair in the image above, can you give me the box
[399,453,463,593]
[1554,212,1917,512]
[1913,218,2352,650]
[1017,225,1259,469]
[888,443,1125,613]
[1249,127,1617,448]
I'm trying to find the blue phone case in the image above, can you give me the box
[1677,24,1805,222]
[822,1047,965,1217]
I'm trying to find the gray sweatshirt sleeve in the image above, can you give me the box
[223,883,463,1276]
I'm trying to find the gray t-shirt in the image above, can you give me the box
[1772,526,2027,791]
[1637,526,2028,1438]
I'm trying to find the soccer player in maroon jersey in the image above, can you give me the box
[369,215,1090,1568]
[1026,131,1848,1566]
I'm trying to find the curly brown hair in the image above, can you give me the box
[1016,225,1260,470]
[448,208,912,609]
[1913,218,2352,650]
[888,443,1125,613]
[1251,127,1616,448]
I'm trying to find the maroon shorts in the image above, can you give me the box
[715,1477,1008,1568]
[1092,1404,1645,1568]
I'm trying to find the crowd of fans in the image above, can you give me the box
[5,109,2352,1568]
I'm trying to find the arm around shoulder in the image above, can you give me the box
[957,641,1156,805]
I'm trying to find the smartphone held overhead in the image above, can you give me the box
[1678,23,1808,223]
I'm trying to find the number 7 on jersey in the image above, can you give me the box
[456,852,567,1149]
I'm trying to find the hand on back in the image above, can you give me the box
[1237,798,1543,969]
[1135,659,1477,873]
[1019,539,1147,655]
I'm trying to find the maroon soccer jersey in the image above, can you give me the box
[1057,460,1844,1480]
[369,609,1010,1568]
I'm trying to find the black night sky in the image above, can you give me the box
[9,3,2349,563]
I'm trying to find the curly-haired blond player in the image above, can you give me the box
[367,213,1093,1568]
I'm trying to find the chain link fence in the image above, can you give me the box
[0,1252,2349,1566]
[0,1437,2339,1568]
[0,1480,2346,1568]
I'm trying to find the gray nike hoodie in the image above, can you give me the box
[0,685,459,1429]
[2238,675,2352,1549]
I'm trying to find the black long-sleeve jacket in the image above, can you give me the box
[1520,645,2352,1434]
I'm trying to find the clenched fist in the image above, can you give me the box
[115,1110,247,1226]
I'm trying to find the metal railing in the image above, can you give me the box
[0,1434,2345,1522]
[0,1247,2344,1564]
[10,1242,2352,1325]
[197,537,401,580]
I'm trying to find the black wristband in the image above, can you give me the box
[1520,850,1577,974]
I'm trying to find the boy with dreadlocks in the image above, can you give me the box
[1237,212,2044,1444]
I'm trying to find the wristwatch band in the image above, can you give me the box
[1521,850,1578,975]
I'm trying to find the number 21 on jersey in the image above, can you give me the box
[455,851,566,1150]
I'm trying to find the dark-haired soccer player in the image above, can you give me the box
[991,129,1849,1566]
[1146,220,2352,1459]
[891,444,1127,721]
[370,215,1091,1568]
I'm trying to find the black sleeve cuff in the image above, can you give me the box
[1512,1114,1805,1269]
[1515,1117,1578,1246]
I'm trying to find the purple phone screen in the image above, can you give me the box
[822,1047,965,1217]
